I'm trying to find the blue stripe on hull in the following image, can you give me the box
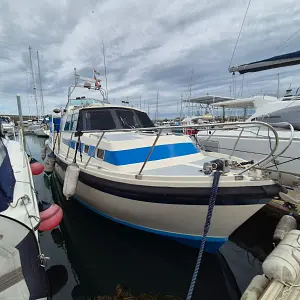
[73,196,227,253]
[62,138,199,166]
[104,142,198,165]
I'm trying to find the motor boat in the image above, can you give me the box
[0,130,49,299]
[0,116,15,136]
[33,117,50,137]
[34,125,49,137]
[48,70,283,253]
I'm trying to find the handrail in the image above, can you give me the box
[230,127,244,158]
[68,121,278,135]
[198,129,217,151]
[65,132,74,160]
[84,132,105,168]
[63,121,280,177]
[260,123,294,168]
[136,129,162,178]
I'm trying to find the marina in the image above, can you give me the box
[1,68,300,299]
[1,1,300,299]
[1,89,298,299]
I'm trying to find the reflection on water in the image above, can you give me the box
[24,134,283,300]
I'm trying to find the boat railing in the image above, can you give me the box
[260,122,294,168]
[65,121,281,178]
[197,122,295,174]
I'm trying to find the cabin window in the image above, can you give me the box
[64,115,72,131]
[135,111,154,128]
[80,109,116,130]
[71,114,78,131]
[115,109,139,129]
[96,148,104,159]
[84,145,89,154]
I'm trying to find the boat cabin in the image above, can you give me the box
[61,106,154,132]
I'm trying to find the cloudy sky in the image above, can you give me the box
[1,0,300,118]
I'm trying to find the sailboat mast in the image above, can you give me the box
[155,89,159,122]
[37,50,45,116]
[28,46,39,118]
[180,93,183,119]
[277,73,280,99]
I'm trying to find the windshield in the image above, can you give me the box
[78,108,154,131]
[81,109,116,130]
[115,109,139,129]
[70,98,100,106]
[135,111,154,128]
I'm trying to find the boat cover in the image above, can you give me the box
[0,138,15,213]
[0,215,49,299]
[229,50,300,74]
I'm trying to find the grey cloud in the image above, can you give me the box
[1,0,300,117]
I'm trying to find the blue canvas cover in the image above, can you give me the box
[49,115,61,133]
[53,116,61,132]
[0,138,16,212]
[229,50,300,74]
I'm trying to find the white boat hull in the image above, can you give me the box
[34,127,49,137]
[0,138,49,299]
[55,159,269,253]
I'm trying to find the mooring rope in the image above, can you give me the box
[186,170,221,300]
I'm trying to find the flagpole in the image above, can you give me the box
[102,41,108,100]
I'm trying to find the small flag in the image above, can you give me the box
[93,68,100,75]
[95,79,101,89]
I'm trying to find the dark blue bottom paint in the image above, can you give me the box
[170,236,227,254]
[73,196,228,253]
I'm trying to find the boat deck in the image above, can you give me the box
[1,139,39,230]
[142,156,218,176]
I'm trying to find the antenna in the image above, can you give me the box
[102,42,108,100]
[140,96,142,110]
[37,50,45,116]
[29,46,39,118]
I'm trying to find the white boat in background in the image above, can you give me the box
[0,130,49,299]
[197,50,300,187]
[0,116,15,137]
[43,128,50,137]
[48,70,283,253]
[33,124,49,137]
